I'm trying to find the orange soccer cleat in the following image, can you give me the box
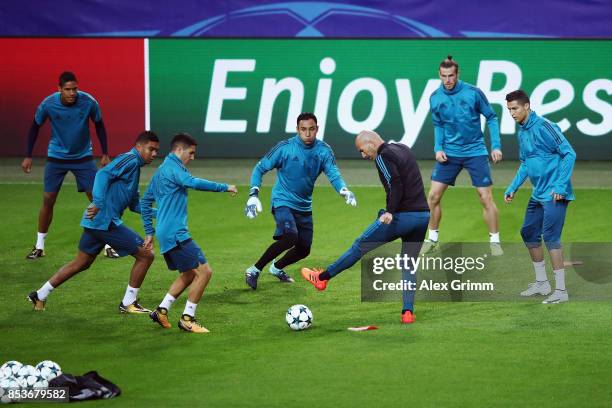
[300,267,328,291]
[401,310,415,324]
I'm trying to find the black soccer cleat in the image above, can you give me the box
[27,291,46,311]
[26,247,45,260]
[119,300,152,314]
[246,272,259,290]
[273,270,295,283]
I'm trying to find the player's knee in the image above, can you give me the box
[143,250,155,264]
[350,241,364,257]
[543,231,562,251]
[135,247,154,263]
[519,226,530,242]
[428,190,441,205]
[197,263,212,278]
[479,193,494,208]
[281,232,299,248]
[42,194,57,208]
[79,257,95,271]
[520,227,541,247]
[297,245,311,259]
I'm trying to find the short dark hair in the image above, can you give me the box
[439,55,459,72]
[505,90,530,105]
[59,71,77,87]
[134,130,159,145]
[296,112,317,125]
[170,132,197,150]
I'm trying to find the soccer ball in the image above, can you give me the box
[285,304,313,331]
[15,365,42,388]
[0,361,23,378]
[36,360,62,381]
[0,376,25,403]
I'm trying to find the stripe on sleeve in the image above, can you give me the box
[375,156,391,187]
[542,121,562,145]
[112,154,133,171]
[265,140,289,159]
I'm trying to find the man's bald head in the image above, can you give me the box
[355,130,385,160]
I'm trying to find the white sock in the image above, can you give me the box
[269,261,283,275]
[36,232,47,250]
[183,301,198,317]
[37,281,54,300]
[159,293,176,310]
[489,232,500,243]
[246,265,261,275]
[428,229,439,242]
[122,285,139,306]
[553,269,566,291]
[533,261,547,282]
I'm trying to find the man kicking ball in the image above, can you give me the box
[301,130,430,324]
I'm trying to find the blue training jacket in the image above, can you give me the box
[505,111,576,202]
[35,91,102,160]
[250,135,346,212]
[80,148,144,230]
[429,80,501,157]
[141,153,228,254]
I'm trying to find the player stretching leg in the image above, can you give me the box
[27,132,160,312]
[244,113,356,289]
[504,90,576,304]
[302,131,430,324]
[425,56,503,256]
[143,134,237,333]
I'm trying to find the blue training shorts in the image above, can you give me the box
[272,206,313,249]
[79,223,144,257]
[163,239,207,273]
[431,155,492,187]
[520,198,569,250]
[44,158,97,193]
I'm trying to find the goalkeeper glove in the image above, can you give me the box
[245,187,263,219]
[339,187,357,207]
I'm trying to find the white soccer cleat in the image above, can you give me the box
[542,289,569,304]
[520,281,552,297]
[421,239,439,255]
[490,242,504,256]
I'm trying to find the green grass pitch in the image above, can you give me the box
[1,160,611,407]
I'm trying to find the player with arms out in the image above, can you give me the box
[244,112,357,289]
[22,71,118,259]
[301,130,430,324]
[27,131,160,313]
[144,133,237,334]
[425,56,503,255]
[504,90,576,304]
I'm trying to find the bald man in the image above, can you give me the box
[301,131,430,324]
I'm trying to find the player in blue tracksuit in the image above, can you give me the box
[143,133,237,334]
[302,130,430,324]
[504,90,576,304]
[22,71,113,259]
[27,131,160,313]
[243,112,357,289]
[425,56,503,256]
